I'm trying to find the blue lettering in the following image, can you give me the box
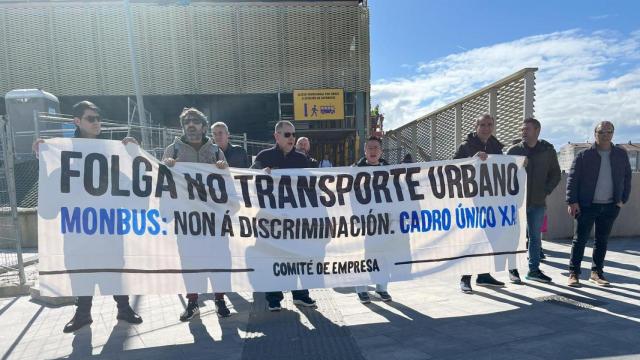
[61,207,80,234]
[399,212,409,233]
[147,209,161,235]
[117,208,131,235]
[82,207,98,235]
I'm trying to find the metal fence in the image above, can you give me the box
[0,115,26,287]
[383,68,537,164]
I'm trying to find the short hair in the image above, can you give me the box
[594,121,615,132]
[211,121,229,133]
[180,107,207,126]
[523,117,541,130]
[365,136,382,147]
[72,101,100,119]
[296,136,309,145]
[275,120,294,133]
[476,114,494,126]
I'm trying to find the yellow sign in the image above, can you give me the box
[293,89,344,121]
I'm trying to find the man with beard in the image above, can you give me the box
[162,107,229,321]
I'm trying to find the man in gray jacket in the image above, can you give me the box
[162,107,229,321]
[506,118,561,284]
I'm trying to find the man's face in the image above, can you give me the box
[594,122,614,146]
[296,138,310,154]
[275,124,296,152]
[521,123,540,144]
[74,109,101,138]
[476,116,494,140]
[212,125,229,148]
[182,115,206,143]
[365,140,382,164]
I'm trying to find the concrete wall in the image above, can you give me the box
[0,208,37,249]
[545,173,640,240]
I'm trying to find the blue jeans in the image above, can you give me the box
[526,206,546,272]
[355,283,387,293]
[569,203,620,275]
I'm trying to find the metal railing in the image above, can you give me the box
[383,68,537,164]
[0,115,26,287]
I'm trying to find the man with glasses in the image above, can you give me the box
[33,100,142,333]
[566,121,632,287]
[162,108,229,321]
[251,120,317,311]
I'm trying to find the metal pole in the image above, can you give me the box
[243,133,247,151]
[0,118,26,285]
[124,0,150,146]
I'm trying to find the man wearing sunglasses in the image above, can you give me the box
[162,107,229,321]
[251,120,317,311]
[566,121,632,287]
[34,101,142,333]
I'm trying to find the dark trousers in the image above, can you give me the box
[76,295,129,315]
[186,292,225,302]
[569,203,620,275]
[265,290,309,304]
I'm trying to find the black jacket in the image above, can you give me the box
[222,144,250,168]
[566,144,632,207]
[453,132,504,159]
[507,140,561,207]
[251,145,308,170]
[353,157,389,167]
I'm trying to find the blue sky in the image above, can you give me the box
[369,0,640,146]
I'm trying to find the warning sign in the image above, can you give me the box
[293,89,345,121]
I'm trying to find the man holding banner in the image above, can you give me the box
[353,136,393,304]
[251,120,317,311]
[162,108,230,321]
[34,101,143,333]
[454,114,506,293]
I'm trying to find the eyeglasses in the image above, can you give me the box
[182,117,203,126]
[596,130,613,135]
[83,115,101,123]
[279,132,296,138]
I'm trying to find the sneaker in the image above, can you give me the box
[376,291,392,302]
[525,270,552,283]
[267,301,282,312]
[215,299,231,317]
[568,273,580,287]
[589,271,611,287]
[357,292,371,304]
[460,275,473,293]
[63,312,93,333]
[509,269,522,284]
[179,301,200,321]
[476,274,505,287]
[292,296,317,307]
[117,305,143,324]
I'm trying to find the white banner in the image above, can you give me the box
[38,139,527,296]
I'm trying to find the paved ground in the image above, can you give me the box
[1,238,639,360]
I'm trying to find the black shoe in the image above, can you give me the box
[357,292,371,304]
[476,274,505,287]
[215,299,231,317]
[117,306,143,324]
[526,270,552,283]
[376,291,392,302]
[179,301,200,321]
[509,269,522,284]
[63,312,93,333]
[460,275,473,293]
[268,300,282,312]
[293,296,317,307]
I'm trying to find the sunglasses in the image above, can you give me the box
[596,130,613,135]
[182,117,203,126]
[82,115,101,123]
[279,132,296,138]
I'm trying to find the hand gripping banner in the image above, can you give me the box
[38,139,527,296]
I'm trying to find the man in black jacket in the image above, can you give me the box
[211,121,250,169]
[251,120,317,311]
[566,121,632,287]
[34,101,143,333]
[506,118,561,284]
[295,136,319,168]
[453,114,505,293]
[353,136,393,304]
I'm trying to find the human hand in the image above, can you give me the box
[163,158,176,167]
